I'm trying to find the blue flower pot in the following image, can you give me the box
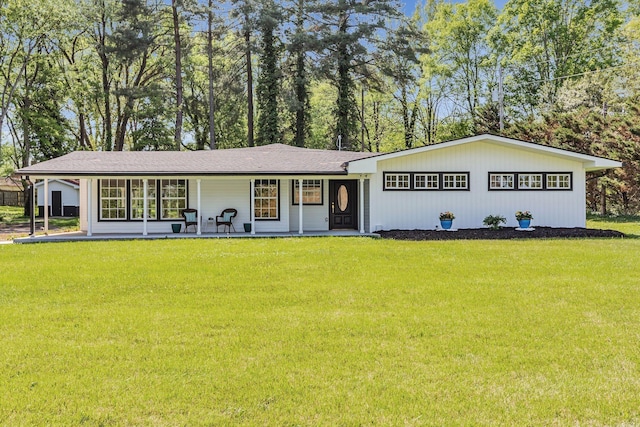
[440,219,453,230]
[518,219,531,228]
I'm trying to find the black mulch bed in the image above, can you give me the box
[376,227,625,240]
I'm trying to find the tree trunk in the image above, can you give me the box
[293,0,307,148]
[245,14,254,147]
[600,183,607,216]
[207,0,216,149]
[172,0,183,151]
[99,3,112,151]
[78,113,90,149]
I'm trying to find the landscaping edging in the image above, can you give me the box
[376,227,625,240]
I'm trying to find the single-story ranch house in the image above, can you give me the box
[17,134,621,236]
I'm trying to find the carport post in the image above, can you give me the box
[143,179,148,236]
[44,178,49,234]
[298,178,303,235]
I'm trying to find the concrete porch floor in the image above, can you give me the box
[13,230,379,244]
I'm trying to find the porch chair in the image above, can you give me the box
[181,208,198,233]
[216,208,237,233]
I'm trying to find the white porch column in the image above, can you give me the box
[196,179,202,235]
[298,178,303,235]
[143,179,148,236]
[43,178,49,234]
[359,177,365,234]
[250,179,256,235]
[87,178,93,237]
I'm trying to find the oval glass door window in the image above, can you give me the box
[337,185,348,211]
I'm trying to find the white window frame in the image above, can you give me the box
[518,174,543,190]
[489,174,515,190]
[130,179,157,220]
[384,173,411,190]
[255,179,279,220]
[546,173,571,189]
[99,179,127,220]
[160,179,187,220]
[293,179,323,205]
[414,173,439,190]
[443,173,468,190]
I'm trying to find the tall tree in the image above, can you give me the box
[0,0,65,146]
[108,0,170,151]
[426,0,497,133]
[255,0,282,145]
[172,0,185,150]
[493,0,624,115]
[286,0,311,147]
[309,0,402,150]
[230,0,257,147]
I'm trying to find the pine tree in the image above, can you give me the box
[309,0,402,151]
[255,0,282,146]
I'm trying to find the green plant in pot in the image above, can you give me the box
[439,211,455,230]
[515,211,533,228]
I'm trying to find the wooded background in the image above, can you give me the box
[1,0,639,213]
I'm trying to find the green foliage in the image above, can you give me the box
[1,238,640,424]
[493,0,624,114]
[483,214,506,229]
[309,0,402,151]
[255,0,282,146]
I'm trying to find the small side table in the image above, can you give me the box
[203,216,215,232]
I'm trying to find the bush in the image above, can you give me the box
[483,214,506,230]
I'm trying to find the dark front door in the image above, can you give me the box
[51,191,62,216]
[329,180,357,230]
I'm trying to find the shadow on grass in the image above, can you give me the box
[587,213,640,239]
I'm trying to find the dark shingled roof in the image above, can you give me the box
[18,144,378,177]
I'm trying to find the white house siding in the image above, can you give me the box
[193,177,290,233]
[368,142,586,230]
[82,176,294,234]
[288,179,330,232]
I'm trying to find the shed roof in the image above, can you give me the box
[18,144,377,177]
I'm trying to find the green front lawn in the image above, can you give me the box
[1,237,639,425]
[587,213,640,237]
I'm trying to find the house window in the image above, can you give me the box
[489,174,515,190]
[255,179,279,219]
[415,174,439,190]
[384,173,410,190]
[518,174,543,189]
[130,179,157,219]
[160,179,187,219]
[489,172,571,191]
[443,173,468,190]
[547,173,571,189]
[99,179,127,220]
[293,179,323,205]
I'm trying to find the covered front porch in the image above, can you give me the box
[31,175,371,238]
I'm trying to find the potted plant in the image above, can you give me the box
[439,211,455,230]
[483,214,506,230]
[515,210,533,228]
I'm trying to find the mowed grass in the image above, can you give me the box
[587,213,640,237]
[1,237,640,425]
